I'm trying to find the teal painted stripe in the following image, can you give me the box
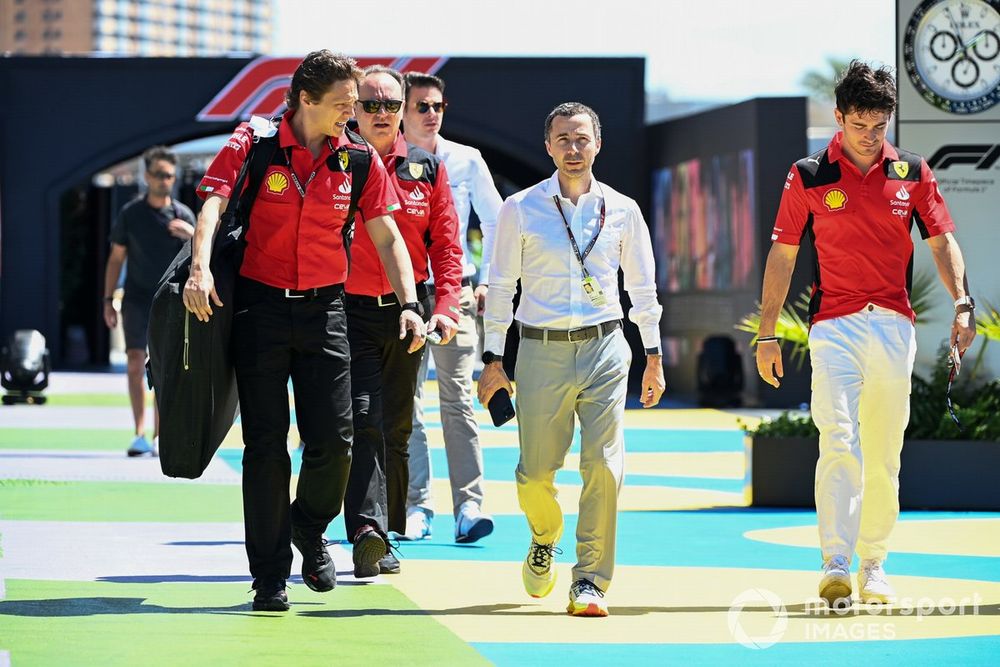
[472,636,1000,666]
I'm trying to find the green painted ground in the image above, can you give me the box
[0,579,488,666]
[0,480,242,522]
[0,429,136,451]
[43,394,147,407]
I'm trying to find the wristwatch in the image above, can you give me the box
[401,301,424,317]
[482,351,503,365]
[954,296,976,313]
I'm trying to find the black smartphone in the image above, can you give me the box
[488,388,516,427]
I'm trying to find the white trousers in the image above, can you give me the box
[809,304,917,563]
[514,327,630,592]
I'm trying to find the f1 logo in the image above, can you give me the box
[927,144,1000,170]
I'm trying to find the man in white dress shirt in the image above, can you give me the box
[477,102,664,617]
[402,72,502,543]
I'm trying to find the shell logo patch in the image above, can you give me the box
[266,171,289,195]
[408,162,424,179]
[823,188,848,211]
[892,161,909,179]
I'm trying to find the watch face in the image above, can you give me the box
[903,0,1000,113]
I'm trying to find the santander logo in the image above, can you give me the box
[895,185,910,201]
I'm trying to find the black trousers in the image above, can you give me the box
[233,277,353,580]
[342,295,428,539]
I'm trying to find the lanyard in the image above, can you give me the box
[553,195,605,278]
[284,138,335,198]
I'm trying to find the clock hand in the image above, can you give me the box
[944,6,967,54]
[960,29,989,51]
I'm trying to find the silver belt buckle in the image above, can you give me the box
[377,294,395,307]
[284,289,305,299]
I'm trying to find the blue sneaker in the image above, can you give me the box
[127,435,154,457]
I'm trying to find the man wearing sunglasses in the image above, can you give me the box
[343,65,464,577]
[756,61,977,607]
[401,72,503,544]
[103,145,195,458]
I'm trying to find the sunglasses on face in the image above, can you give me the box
[359,99,403,114]
[415,101,447,114]
[148,171,176,180]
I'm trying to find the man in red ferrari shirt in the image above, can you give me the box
[183,51,426,611]
[756,61,976,607]
[342,65,464,578]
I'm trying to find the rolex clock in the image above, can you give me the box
[903,0,1000,113]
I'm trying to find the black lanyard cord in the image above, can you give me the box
[284,138,335,198]
[553,195,606,278]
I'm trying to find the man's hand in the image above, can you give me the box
[102,301,118,329]
[477,361,513,406]
[400,310,427,353]
[952,310,976,354]
[756,340,783,388]
[168,218,195,240]
[428,313,458,345]
[182,266,223,322]
[641,355,665,408]
[474,284,488,316]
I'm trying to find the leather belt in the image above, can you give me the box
[426,277,473,295]
[520,320,621,342]
[345,282,428,308]
[240,278,344,300]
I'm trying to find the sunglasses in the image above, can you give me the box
[148,171,176,180]
[415,101,447,114]
[359,99,403,114]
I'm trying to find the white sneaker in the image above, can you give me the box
[522,541,560,598]
[858,559,896,603]
[455,501,494,544]
[819,554,852,606]
[127,435,154,457]
[567,578,608,617]
[400,507,432,541]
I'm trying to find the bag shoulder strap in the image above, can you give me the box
[222,123,281,230]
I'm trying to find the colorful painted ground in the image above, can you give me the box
[0,373,998,666]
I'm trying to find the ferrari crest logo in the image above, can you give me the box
[265,171,289,195]
[408,162,424,179]
[339,151,350,171]
[823,188,848,211]
[891,161,909,179]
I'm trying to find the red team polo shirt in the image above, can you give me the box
[771,132,955,324]
[345,132,464,320]
[198,112,400,290]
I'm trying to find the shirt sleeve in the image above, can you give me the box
[620,201,663,353]
[770,165,811,245]
[482,196,521,355]
[468,150,504,284]
[109,205,128,247]
[913,159,956,239]
[356,150,401,223]
[197,123,253,200]
[427,162,464,321]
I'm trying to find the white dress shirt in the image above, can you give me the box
[484,171,662,355]
[429,135,503,282]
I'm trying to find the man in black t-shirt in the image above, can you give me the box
[103,145,196,457]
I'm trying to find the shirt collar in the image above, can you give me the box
[543,171,602,203]
[828,131,899,165]
[277,110,349,151]
[385,131,408,165]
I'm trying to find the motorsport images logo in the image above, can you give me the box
[823,188,848,211]
[266,171,289,195]
[727,588,788,649]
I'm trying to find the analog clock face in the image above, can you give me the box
[903,0,1000,113]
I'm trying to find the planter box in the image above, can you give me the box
[749,435,1000,510]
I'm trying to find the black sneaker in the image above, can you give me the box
[252,577,289,612]
[352,525,388,578]
[291,530,337,592]
[379,550,401,574]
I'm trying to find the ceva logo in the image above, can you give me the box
[198,55,449,122]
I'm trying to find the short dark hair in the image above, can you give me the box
[544,102,602,143]
[285,50,362,111]
[404,72,445,102]
[142,146,176,172]
[834,60,897,116]
[362,64,405,93]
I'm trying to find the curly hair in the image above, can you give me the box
[834,60,897,116]
[285,50,362,111]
